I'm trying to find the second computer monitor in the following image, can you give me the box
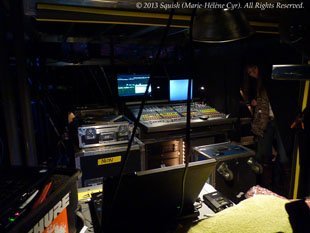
[169,79,193,102]
[117,74,152,97]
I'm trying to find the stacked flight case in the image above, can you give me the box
[193,142,261,203]
[75,137,145,187]
[73,108,146,187]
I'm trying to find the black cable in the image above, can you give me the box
[89,68,106,102]
[0,137,4,166]
[179,7,197,216]
[110,0,178,207]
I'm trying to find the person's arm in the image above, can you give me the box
[240,89,254,115]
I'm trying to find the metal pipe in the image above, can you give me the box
[12,0,38,166]
[0,4,22,165]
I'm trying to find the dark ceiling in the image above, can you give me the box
[20,0,308,47]
[2,0,308,61]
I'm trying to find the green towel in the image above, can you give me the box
[188,195,292,233]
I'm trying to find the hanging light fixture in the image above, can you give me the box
[192,8,253,43]
[272,64,310,80]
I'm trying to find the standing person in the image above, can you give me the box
[242,63,290,194]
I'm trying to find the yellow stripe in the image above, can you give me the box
[37,3,190,21]
[255,31,279,35]
[249,21,278,28]
[37,4,278,28]
[36,18,277,34]
[35,18,189,28]
[293,61,310,198]
[302,81,309,110]
[293,147,300,199]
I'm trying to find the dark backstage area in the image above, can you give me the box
[1,0,310,232]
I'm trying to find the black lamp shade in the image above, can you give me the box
[192,9,253,43]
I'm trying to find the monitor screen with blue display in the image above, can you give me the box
[169,79,193,101]
[117,74,152,97]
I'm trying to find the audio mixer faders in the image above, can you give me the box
[128,103,232,133]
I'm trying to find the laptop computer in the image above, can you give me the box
[97,159,216,233]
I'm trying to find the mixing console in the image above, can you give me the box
[128,103,232,133]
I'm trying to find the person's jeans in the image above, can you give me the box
[256,120,289,191]
[256,120,289,164]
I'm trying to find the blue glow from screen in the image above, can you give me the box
[169,79,193,101]
[117,74,151,97]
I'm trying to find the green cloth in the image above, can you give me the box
[188,195,292,233]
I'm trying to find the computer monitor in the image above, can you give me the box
[117,74,152,97]
[101,159,216,233]
[169,79,193,101]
